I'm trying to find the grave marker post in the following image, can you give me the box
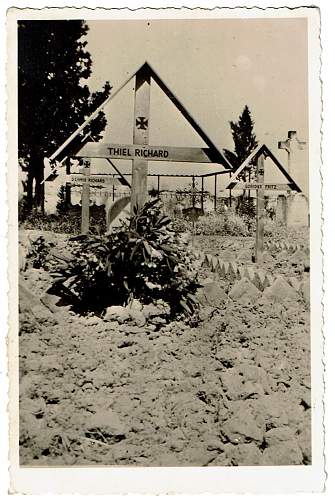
[255,153,265,263]
[276,194,288,225]
[81,159,91,234]
[225,144,302,263]
[201,177,204,212]
[214,174,217,212]
[131,65,151,213]
[191,176,196,247]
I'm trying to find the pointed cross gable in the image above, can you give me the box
[223,144,302,192]
[75,61,233,170]
[139,62,232,169]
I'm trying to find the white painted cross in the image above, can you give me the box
[278,130,307,176]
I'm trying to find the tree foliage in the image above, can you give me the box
[229,105,258,210]
[229,105,258,184]
[18,20,111,212]
[229,105,258,166]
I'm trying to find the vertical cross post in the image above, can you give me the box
[201,176,204,212]
[131,65,151,213]
[192,175,195,208]
[65,157,71,209]
[81,159,91,234]
[248,168,251,199]
[214,174,217,212]
[157,175,160,197]
[192,175,197,245]
[112,174,115,201]
[255,153,265,263]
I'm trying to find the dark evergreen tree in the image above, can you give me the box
[228,106,258,216]
[229,105,258,180]
[18,20,111,212]
[230,105,258,163]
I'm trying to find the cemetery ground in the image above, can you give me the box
[18,210,311,467]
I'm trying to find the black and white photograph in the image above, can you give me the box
[6,5,324,495]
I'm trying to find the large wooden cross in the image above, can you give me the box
[131,65,151,210]
[73,62,232,231]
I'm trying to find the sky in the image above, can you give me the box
[84,17,309,193]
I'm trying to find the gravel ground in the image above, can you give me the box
[18,229,311,466]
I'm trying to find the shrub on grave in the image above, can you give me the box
[50,199,201,316]
[236,196,256,220]
[19,205,106,235]
[25,235,55,269]
[195,211,253,236]
[171,210,253,236]
[170,216,190,234]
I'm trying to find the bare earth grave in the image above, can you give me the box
[19,225,310,467]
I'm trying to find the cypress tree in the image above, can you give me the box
[229,105,258,180]
[18,20,111,212]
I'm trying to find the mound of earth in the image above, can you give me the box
[229,277,261,302]
[263,276,300,303]
[18,228,311,467]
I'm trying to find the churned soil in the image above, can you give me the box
[194,231,310,279]
[18,229,311,466]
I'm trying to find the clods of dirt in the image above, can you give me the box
[18,229,311,466]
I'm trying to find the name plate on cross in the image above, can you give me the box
[228,182,295,191]
[67,174,118,187]
[76,142,224,163]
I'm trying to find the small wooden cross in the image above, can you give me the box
[255,154,265,263]
[81,159,91,234]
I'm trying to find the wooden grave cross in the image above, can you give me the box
[67,159,118,234]
[225,144,302,263]
[73,62,232,233]
[43,62,234,235]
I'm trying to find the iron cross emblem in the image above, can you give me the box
[136,116,148,130]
